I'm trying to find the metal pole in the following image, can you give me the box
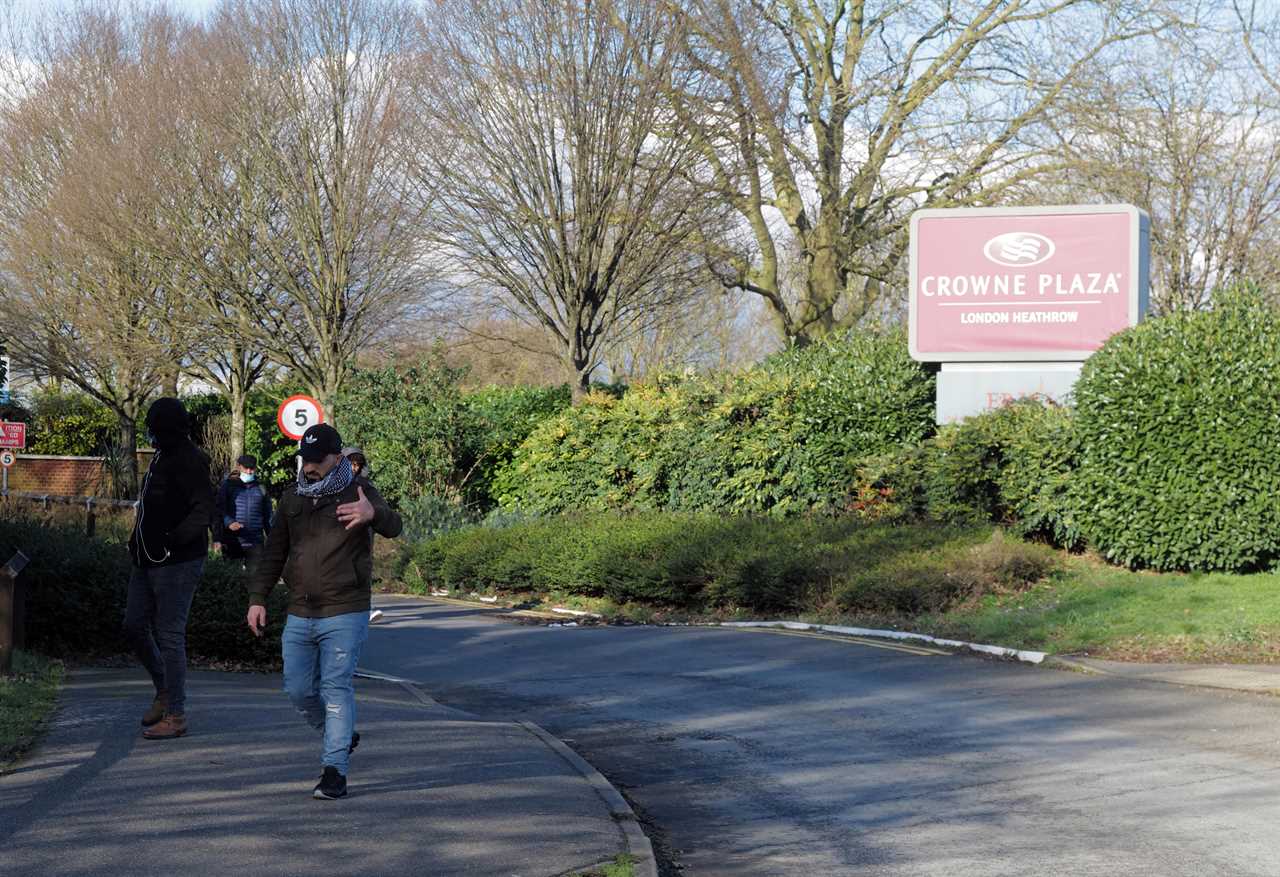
[85,498,96,538]
[0,550,30,676]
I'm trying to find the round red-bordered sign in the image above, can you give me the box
[276,395,325,441]
[0,450,14,468]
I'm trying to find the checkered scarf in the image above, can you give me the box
[296,455,354,498]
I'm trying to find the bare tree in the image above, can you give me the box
[664,0,1182,345]
[144,20,285,459]
[1042,31,1280,312]
[414,0,726,400]
[0,5,196,495]
[600,288,780,382]
[1235,0,1280,100]
[202,0,431,420]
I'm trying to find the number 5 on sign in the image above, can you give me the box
[276,395,325,441]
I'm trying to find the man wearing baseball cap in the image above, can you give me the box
[245,422,402,800]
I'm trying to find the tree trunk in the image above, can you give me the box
[312,375,341,432]
[117,413,140,499]
[161,367,179,398]
[229,382,247,462]
[565,349,594,403]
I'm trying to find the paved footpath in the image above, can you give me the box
[0,668,642,877]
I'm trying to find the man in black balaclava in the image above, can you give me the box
[125,397,215,740]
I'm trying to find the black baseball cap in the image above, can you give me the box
[298,423,343,463]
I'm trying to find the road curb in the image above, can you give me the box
[518,721,659,877]
[707,621,1048,664]
[356,665,656,875]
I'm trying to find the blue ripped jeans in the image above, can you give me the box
[282,612,368,775]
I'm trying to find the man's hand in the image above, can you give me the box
[246,605,267,638]
[336,486,375,531]
[229,522,244,532]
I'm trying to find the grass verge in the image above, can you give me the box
[871,558,1280,663]
[395,512,1280,664]
[568,854,635,877]
[0,651,64,770]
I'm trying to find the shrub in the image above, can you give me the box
[2,509,286,665]
[491,380,693,514]
[25,391,120,456]
[400,512,1023,616]
[854,400,1081,546]
[337,359,481,507]
[399,491,478,543]
[836,530,1059,614]
[494,328,935,516]
[463,384,572,507]
[1071,285,1280,571]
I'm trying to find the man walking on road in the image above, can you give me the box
[125,397,215,740]
[245,423,402,800]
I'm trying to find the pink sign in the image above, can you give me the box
[909,206,1148,361]
[0,421,25,449]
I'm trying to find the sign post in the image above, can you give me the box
[276,395,325,441]
[0,550,31,675]
[0,422,25,497]
[276,395,326,474]
[909,204,1149,422]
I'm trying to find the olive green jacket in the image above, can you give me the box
[248,477,402,618]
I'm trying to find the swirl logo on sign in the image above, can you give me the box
[983,232,1055,267]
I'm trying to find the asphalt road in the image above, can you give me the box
[362,597,1280,877]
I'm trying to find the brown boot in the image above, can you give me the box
[141,693,167,728]
[142,713,187,740]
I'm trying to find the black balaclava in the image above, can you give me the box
[145,397,191,452]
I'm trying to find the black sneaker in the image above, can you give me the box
[313,766,347,800]
[348,731,360,755]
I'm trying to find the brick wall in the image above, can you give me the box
[5,452,156,498]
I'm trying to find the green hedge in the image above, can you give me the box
[2,512,287,665]
[856,400,1080,547]
[25,392,121,456]
[493,329,935,516]
[1071,286,1280,571]
[337,359,571,510]
[399,512,1055,616]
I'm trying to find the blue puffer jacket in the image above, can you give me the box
[225,481,273,548]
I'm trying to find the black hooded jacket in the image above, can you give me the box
[127,399,216,569]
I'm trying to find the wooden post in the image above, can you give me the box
[85,498,97,538]
[0,550,30,675]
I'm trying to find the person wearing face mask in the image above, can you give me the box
[218,454,272,573]
[246,423,402,800]
[125,397,215,741]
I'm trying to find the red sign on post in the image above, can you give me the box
[0,422,26,450]
[276,395,325,442]
[909,205,1150,362]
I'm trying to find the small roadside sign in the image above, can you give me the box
[276,395,325,442]
[0,450,15,468]
[0,422,25,450]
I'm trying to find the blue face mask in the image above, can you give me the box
[239,472,256,483]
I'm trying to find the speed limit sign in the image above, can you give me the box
[276,395,325,441]
[0,450,14,468]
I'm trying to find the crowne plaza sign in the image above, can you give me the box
[909,205,1149,362]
